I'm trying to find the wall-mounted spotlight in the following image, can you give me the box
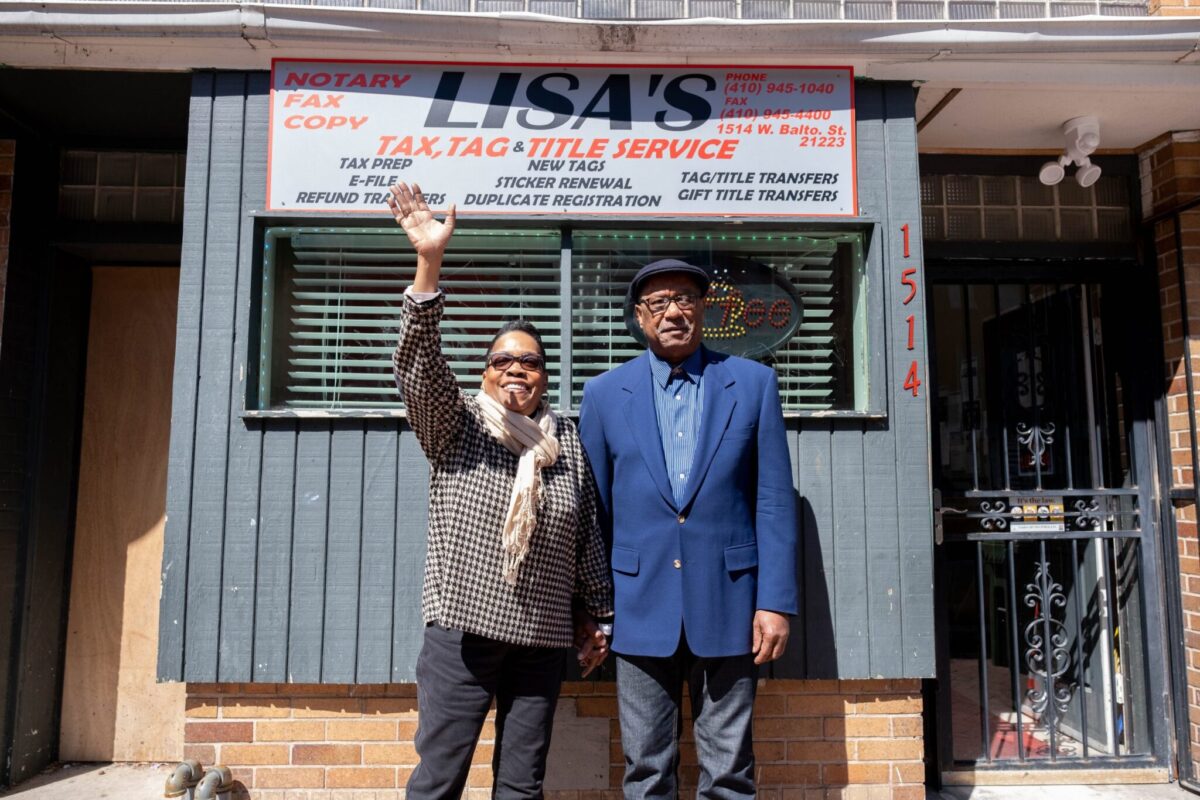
[1039,116,1102,188]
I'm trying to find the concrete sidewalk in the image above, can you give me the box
[0,762,1196,800]
[931,785,1195,799]
[0,762,167,799]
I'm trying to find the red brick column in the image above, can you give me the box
[184,679,924,799]
[1144,130,1200,772]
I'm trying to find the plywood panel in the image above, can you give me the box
[60,267,184,762]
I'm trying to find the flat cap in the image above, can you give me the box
[628,258,711,299]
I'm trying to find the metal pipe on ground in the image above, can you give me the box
[194,766,233,800]
[163,760,204,800]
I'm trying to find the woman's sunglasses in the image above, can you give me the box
[485,351,546,372]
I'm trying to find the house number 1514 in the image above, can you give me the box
[900,223,921,397]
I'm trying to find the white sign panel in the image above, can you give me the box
[268,60,857,217]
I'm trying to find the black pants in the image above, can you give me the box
[406,624,566,800]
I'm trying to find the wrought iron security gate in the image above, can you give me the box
[928,268,1170,772]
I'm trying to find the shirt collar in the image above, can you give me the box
[648,347,704,390]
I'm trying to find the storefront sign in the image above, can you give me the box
[623,260,805,358]
[268,60,857,217]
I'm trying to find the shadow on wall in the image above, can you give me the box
[792,489,836,681]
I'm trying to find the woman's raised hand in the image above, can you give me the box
[386,181,457,258]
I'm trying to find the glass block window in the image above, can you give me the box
[58,150,185,223]
[920,174,1132,242]
[257,227,871,415]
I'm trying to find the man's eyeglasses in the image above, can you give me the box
[636,293,701,316]
[485,351,546,372]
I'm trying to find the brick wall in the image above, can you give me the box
[1149,0,1200,15]
[1144,130,1200,773]
[185,679,924,800]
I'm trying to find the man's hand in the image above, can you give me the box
[752,610,790,665]
[386,181,456,258]
[573,613,610,678]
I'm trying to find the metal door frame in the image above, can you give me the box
[924,258,1175,778]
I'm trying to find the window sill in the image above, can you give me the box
[241,408,886,421]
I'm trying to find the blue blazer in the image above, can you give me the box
[578,347,799,658]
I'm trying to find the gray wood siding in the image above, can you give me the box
[158,73,934,683]
[881,84,936,678]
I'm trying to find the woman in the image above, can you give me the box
[387,181,612,800]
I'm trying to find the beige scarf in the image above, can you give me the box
[475,391,560,584]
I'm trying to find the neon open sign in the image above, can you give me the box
[625,260,805,359]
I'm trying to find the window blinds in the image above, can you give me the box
[259,227,866,413]
[261,228,562,409]
[569,231,863,411]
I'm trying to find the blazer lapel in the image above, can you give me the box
[679,352,736,511]
[622,354,678,511]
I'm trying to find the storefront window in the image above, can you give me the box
[258,227,563,410]
[255,226,870,414]
[570,230,868,412]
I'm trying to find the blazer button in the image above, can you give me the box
[673,559,682,569]
[677,514,686,524]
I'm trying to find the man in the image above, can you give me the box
[578,258,799,800]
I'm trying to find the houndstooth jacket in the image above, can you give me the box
[393,293,613,648]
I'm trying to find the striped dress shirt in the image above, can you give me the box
[649,348,705,507]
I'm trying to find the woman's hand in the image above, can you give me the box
[386,181,456,258]
[386,181,456,293]
[574,615,610,678]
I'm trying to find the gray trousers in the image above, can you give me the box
[406,624,565,800]
[616,640,757,800]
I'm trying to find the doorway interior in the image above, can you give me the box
[0,69,189,786]
[926,264,1172,779]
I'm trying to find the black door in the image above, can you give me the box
[927,266,1171,774]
